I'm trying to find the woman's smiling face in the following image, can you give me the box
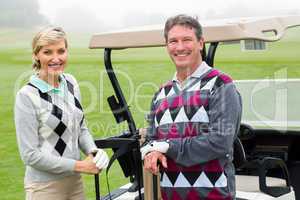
[34,39,68,80]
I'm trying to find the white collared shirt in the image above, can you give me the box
[172,61,212,90]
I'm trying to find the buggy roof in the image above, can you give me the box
[89,15,300,49]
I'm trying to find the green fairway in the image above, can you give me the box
[0,27,299,199]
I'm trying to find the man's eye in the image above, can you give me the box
[183,38,192,42]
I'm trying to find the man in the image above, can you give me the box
[141,14,242,200]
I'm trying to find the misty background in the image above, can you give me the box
[1,0,300,33]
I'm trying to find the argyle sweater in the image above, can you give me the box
[147,67,242,200]
[15,73,97,183]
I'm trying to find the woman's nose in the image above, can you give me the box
[51,54,62,62]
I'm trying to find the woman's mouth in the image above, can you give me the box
[48,63,63,68]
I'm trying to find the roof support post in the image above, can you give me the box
[205,42,219,67]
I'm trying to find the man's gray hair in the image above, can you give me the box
[164,14,203,42]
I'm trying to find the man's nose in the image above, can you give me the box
[176,41,185,50]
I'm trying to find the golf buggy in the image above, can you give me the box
[89,15,300,200]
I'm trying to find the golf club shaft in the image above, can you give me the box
[95,174,100,200]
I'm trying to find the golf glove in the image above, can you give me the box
[141,141,169,160]
[92,149,109,169]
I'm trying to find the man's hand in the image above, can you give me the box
[144,151,167,175]
[92,149,109,169]
[140,141,169,159]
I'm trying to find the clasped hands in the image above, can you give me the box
[75,148,109,174]
[92,148,109,169]
[140,141,169,175]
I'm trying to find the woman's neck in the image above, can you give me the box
[38,72,60,88]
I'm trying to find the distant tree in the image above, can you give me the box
[0,0,47,28]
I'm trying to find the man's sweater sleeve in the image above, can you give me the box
[145,91,160,142]
[165,83,242,167]
[15,91,76,173]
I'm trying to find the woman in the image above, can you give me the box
[14,26,108,200]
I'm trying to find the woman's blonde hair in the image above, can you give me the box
[32,26,68,70]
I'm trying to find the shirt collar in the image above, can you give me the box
[172,61,212,82]
[29,74,66,93]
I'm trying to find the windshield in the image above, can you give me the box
[235,79,300,131]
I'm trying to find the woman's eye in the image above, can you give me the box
[58,49,66,54]
[43,50,51,55]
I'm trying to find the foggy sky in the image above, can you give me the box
[38,0,300,33]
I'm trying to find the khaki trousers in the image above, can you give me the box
[25,174,85,200]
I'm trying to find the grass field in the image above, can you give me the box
[0,27,299,200]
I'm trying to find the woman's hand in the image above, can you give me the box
[92,149,109,169]
[74,155,99,174]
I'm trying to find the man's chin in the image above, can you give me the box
[175,63,189,69]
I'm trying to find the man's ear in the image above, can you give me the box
[199,37,205,50]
